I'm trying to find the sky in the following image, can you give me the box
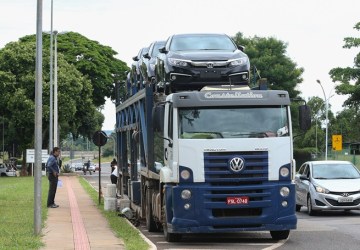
[1,0,359,130]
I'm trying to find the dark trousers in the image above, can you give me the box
[110,174,118,185]
[47,173,58,207]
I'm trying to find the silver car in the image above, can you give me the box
[295,160,360,215]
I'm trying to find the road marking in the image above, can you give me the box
[262,240,286,250]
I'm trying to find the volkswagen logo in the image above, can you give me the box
[207,63,214,68]
[229,157,245,172]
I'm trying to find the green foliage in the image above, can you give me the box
[329,21,360,108]
[331,107,360,143]
[20,32,129,107]
[0,32,129,157]
[0,177,48,250]
[232,32,303,98]
[294,148,315,170]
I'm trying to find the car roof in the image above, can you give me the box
[172,33,227,37]
[307,160,353,165]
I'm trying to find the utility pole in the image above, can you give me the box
[49,0,54,153]
[34,0,43,235]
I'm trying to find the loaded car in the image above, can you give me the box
[155,33,250,93]
[295,160,360,215]
[130,46,149,88]
[139,40,166,84]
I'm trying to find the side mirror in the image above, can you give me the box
[159,46,167,54]
[153,104,165,133]
[238,45,245,52]
[143,53,151,59]
[299,175,309,181]
[132,56,139,61]
[299,105,311,131]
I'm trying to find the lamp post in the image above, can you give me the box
[49,0,54,152]
[53,30,58,147]
[316,79,332,160]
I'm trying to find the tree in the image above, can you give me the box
[329,22,360,108]
[20,32,129,107]
[0,37,103,157]
[232,32,304,98]
[331,107,360,143]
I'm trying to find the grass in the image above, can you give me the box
[0,176,48,250]
[78,177,150,250]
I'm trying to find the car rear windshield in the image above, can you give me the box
[170,34,236,51]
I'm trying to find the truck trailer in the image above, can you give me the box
[115,82,310,242]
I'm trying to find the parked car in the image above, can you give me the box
[0,163,16,177]
[88,163,96,172]
[69,163,83,171]
[295,160,360,215]
[139,40,166,84]
[155,33,250,93]
[130,46,149,88]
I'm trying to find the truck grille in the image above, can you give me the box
[204,151,270,217]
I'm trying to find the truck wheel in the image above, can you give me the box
[162,195,181,242]
[146,188,158,232]
[295,204,301,212]
[270,230,290,240]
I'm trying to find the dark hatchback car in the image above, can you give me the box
[140,40,166,84]
[155,33,250,93]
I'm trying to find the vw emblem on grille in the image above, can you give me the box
[229,157,245,172]
[341,193,350,197]
[207,63,214,68]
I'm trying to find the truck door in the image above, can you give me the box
[164,103,174,172]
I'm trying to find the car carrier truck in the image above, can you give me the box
[115,82,310,242]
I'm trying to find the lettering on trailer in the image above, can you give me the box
[204,92,264,99]
[204,148,226,152]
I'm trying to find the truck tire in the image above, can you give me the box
[270,230,290,240]
[162,194,181,242]
[146,188,158,232]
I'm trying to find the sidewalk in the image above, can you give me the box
[41,175,125,250]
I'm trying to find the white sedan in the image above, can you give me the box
[0,163,16,177]
[295,160,360,215]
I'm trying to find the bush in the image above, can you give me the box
[294,147,316,170]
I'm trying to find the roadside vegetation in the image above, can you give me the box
[0,177,48,250]
[0,175,149,250]
[79,177,150,250]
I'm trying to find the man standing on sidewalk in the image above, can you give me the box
[46,147,61,208]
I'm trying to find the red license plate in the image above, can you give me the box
[226,196,249,205]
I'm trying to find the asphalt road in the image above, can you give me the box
[82,165,360,249]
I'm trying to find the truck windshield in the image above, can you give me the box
[178,106,289,139]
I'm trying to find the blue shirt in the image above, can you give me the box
[46,155,59,174]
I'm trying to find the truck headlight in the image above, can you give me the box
[280,167,290,177]
[181,189,191,199]
[168,58,189,67]
[180,169,190,180]
[280,187,290,197]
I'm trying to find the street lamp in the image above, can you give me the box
[49,0,54,152]
[316,79,334,160]
[53,30,58,147]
